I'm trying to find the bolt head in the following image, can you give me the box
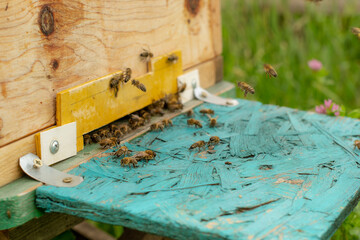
[50,140,59,154]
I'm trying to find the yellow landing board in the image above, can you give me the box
[56,50,182,152]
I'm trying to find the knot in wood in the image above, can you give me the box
[39,5,54,36]
[185,0,201,17]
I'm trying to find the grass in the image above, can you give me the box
[221,1,360,238]
[222,0,360,111]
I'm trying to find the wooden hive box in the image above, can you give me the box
[0,0,223,188]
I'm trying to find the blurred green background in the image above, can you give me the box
[222,0,360,239]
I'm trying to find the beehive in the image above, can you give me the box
[0,0,223,188]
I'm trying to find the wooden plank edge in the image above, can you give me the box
[0,80,233,231]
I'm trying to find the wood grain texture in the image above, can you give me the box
[0,0,222,147]
[0,81,234,230]
[37,100,360,239]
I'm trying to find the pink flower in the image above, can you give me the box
[332,104,339,112]
[308,59,323,71]
[315,105,326,114]
[324,99,332,109]
[334,112,340,116]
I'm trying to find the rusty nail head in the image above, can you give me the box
[63,177,72,183]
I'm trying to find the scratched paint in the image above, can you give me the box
[36,99,360,239]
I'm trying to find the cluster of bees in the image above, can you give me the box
[185,108,218,128]
[109,48,178,98]
[113,145,156,168]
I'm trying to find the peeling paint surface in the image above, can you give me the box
[36,99,360,239]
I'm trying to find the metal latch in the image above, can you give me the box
[19,153,83,187]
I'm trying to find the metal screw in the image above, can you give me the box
[33,158,43,168]
[50,140,59,154]
[62,177,72,183]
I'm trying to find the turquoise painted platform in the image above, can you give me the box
[36,99,360,239]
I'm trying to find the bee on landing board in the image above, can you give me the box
[207,114,218,127]
[208,136,220,146]
[99,138,117,149]
[131,79,147,92]
[140,48,154,62]
[150,122,164,131]
[186,109,194,117]
[121,157,138,168]
[237,82,255,97]
[200,108,214,115]
[354,140,360,150]
[187,118,202,128]
[264,64,278,78]
[189,140,206,152]
[114,146,132,158]
[133,150,156,162]
[162,118,173,127]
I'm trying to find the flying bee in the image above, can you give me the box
[167,54,178,64]
[150,122,164,131]
[207,114,218,127]
[237,82,255,97]
[177,82,186,93]
[121,157,138,168]
[200,109,214,115]
[99,138,117,149]
[123,68,132,83]
[264,64,278,78]
[109,73,124,97]
[140,48,154,62]
[189,140,206,152]
[114,146,132,158]
[91,133,101,143]
[162,118,173,127]
[186,109,194,117]
[84,134,92,145]
[187,118,202,128]
[354,140,360,150]
[351,27,360,39]
[131,79,147,92]
[208,136,220,146]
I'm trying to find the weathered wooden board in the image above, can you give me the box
[36,100,360,239]
[0,81,234,230]
[0,0,222,147]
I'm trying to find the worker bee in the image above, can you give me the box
[91,133,101,143]
[118,123,131,134]
[128,114,145,129]
[133,150,156,162]
[189,140,206,152]
[99,138,117,149]
[139,109,151,121]
[186,109,194,117]
[109,73,124,97]
[121,157,138,168]
[150,122,164,131]
[167,103,183,112]
[84,134,92,145]
[225,161,232,165]
[208,136,220,146]
[351,27,360,39]
[187,118,202,128]
[200,109,214,115]
[207,114,218,127]
[162,118,173,127]
[131,79,147,92]
[354,140,360,150]
[140,48,154,62]
[110,124,119,133]
[178,82,187,93]
[237,82,255,97]
[114,146,132,158]
[264,64,278,78]
[114,129,123,138]
[123,68,132,83]
[167,54,178,64]
[99,129,111,139]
